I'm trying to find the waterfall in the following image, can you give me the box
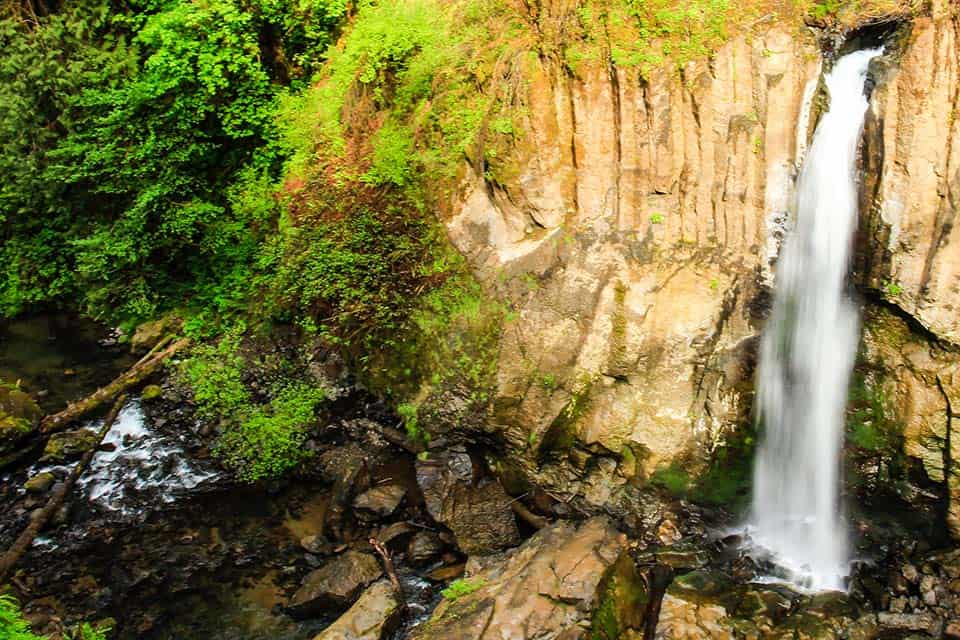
[748,47,882,592]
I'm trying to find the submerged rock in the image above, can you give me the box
[313,579,401,640]
[410,517,628,639]
[288,551,383,618]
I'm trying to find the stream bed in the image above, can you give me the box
[0,316,442,639]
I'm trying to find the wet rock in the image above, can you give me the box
[288,551,383,618]
[902,563,919,583]
[41,428,100,463]
[141,385,162,402]
[352,484,405,520]
[876,611,943,636]
[945,621,960,640]
[374,522,416,546]
[300,535,332,556]
[24,472,56,494]
[406,532,444,566]
[313,580,401,640]
[410,517,628,640]
[426,563,465,582]
[415,453,518,555]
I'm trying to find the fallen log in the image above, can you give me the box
[0,396,126,584]
[40,337,188,435]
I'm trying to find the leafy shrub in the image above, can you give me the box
[217,382,327,482]
[441,578,486,600]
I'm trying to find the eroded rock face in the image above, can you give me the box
[855,12,960,538]
[415,451,519,555]
[434,22,823,513]
[410,517,628,640]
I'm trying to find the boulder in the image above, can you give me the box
[24,471,56,494]
[288,551,382,618]
[41,428,100,463]
[415,452,519,555]
[312,580,401,640]
[129,317,176,354]
[352,484,406,520]
[406,531,444,566]
[141,385,163,402]
[410,517,628,640]
[0,382,42,462]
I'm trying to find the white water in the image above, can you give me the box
[31,400,218,518]
[748,48,882,592]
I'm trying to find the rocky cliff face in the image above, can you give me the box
[442,23,822,513]
[436,3,960,533]
[857,8,960,535]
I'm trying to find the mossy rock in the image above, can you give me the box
[41,428,100,463]
[590,554,648,640]
[141,384,163,402]
[0,382,42,454]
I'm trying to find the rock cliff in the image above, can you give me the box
[434,3,960,535]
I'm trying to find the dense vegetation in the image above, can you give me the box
[0,0,922,482]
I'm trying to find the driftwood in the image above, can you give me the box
[40,337,188,435]
[369,537,407,611]
[0,396,126,583]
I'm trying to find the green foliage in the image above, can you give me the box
[179,330,250,420]
[650,464,691,495]
[218,382,326,481]
[649,213,665,224]
[0,0,351,321]
[0,595,44,640]
[441,578,486,601]
[883,280,903,297]
[178,329,327,481]
[397,402,427,443]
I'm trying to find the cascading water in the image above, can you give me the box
[748,47,882,592]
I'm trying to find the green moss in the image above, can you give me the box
[141,385,163,402]
[589,555,648,639]
[650,463,692,496]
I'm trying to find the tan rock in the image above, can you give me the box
[313,580,400,640]
[410,517,628,640]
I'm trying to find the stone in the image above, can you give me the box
[410,517,628,640]
[374,522,416,546]
[406,532,444,566]
[24,472,56,494]
[902,564,919,583]
[415,454,519,555]
[41,429,100,463]
[287,551,382,617]
[141,385,162,402]
[352,484,406,519]
[312,580,401,640]
[876,612,943,637]
[129,318,175,354]
[0,383,42,459]
[945,621,960,640]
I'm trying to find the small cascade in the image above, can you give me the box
[32,399,218,518]
[747,47,882,591]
